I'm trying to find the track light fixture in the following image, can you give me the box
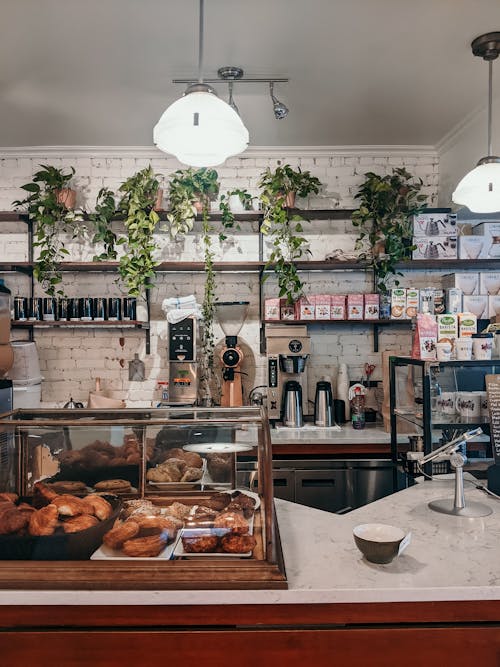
[227,81,240,116]
[270,82,289,120]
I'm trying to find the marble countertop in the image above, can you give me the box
[2,475,500,606]
[271,422,393,444]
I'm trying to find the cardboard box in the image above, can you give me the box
[472,222,500,258]
[364,294,380,320]
[419,287,435,314]
[313,294,331,320]
[458,235,485,260]
[462,295,488,320]
[479,272,500,295]
[445,288,462,315]
[458,312,477,337]
[488,295,500,319]
[347,294,364,320]
[280,300,295,320]
[265,298,280,321]
[330,295,346,320]
[442,273,479,296]
[295,297,315,320]
[390,288,407,319]
[436,313,458,353]
[413,210,456,237]
[433,289,445,315]
[405,288,419,319]
[412,236,458,260]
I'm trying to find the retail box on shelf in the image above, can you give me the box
[436,314,459,352]
[295,297,315,320]
[458,313,477,337]
[347,294,364,320]
[405,289,419,318]
[442,273,479,296]
[413,210,457,236]
[265,298,280,321]
[488,295,500,319]
[462,295,489,320]
[313,294,331,320]
[364,294,380,320]
[433,289,446,315]
[445,288,463,314]
[472,221,500,258]
[280,300,295,321]
[479,272,500,295]
[390,288,407,319]
[412,236,458,260]
[330,295,346,320]
[458,235,485,260]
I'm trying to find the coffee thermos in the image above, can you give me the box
[314,380,334,427]
[282,380,303,427]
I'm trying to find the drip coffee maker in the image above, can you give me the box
[215,301,249,407]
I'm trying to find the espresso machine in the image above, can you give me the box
[215,301,249,407]
[167,317,197,405]
[265,325,310,423]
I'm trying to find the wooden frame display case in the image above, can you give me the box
[0,406,287,590]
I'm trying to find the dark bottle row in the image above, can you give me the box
[13,296,137,322]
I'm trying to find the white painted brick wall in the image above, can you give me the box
[0,148,439,406]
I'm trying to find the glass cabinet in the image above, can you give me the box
[389,357,498,489]
[0,406,287,589]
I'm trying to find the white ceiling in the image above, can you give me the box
[1,0,500,148]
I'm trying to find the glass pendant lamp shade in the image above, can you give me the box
[154,86,249,168]
[452,159,500,213]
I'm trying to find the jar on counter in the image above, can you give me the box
[153,381,169,407]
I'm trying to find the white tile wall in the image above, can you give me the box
[0,148,439,406]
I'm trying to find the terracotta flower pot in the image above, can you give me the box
[193,200,204,214]
[153,188,164,211]
[284,192,296,208]
[55,188,76,210]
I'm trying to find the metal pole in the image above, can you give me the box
[488,59,493,156]
[198,0,204,83]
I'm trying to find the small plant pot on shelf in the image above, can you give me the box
[55,188,77,210]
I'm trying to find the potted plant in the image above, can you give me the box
[167,167,219,237]
[13,164,83,296]
[351,167,428,292]
[88,187,118,262]
[218,187,252,241]
[116,166,161,297]
[258,164,322,305]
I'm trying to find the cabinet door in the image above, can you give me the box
[350,467,394,509]
[294,470,347,513]
[272,469,295,502]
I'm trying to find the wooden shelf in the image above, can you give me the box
[11,320,149,329]
[264,319,412,325]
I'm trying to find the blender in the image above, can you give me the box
[215,301,249,407]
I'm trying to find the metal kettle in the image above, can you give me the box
[282,380,303,428]
[64,396,84,409]
[314,380,334,427]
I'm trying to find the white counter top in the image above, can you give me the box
[1,475,499,606]
[271,422,392,445]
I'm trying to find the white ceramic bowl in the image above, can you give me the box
[353,523,408,564]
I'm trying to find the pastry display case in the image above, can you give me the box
[0,406,286,589]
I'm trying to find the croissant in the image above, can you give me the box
[29,504,59,536]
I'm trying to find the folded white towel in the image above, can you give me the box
[166,307,202,324]
[162,295,197,309]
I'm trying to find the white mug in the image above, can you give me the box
[436,341,452,361]
[472,336,493,360]
[473,391,489,417]
[437,391,456,414]
[455,337,473,360]
[456,392,481,419]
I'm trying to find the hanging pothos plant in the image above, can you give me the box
[116,166,161,297]
[258,164,322,304]
[88,187,118,262]
[218,188,252,242]
[351,168,427,292]
[13,164,83,297]
[167,167,220,237]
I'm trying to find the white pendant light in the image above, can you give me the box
[452,32,500,213]
[153,0,249,167]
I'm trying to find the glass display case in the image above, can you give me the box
[0,406,287,590]
[389,357,498,489]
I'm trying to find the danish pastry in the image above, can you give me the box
[103,520,140,550]
[121,534,167,557]
[62,514,99,533]
[81,494,113,520]
[51,494,87,517]
[28,504,59,536]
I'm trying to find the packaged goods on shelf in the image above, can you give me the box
[313,294,330,320]
[419,287,435,315]
[390,288,407,319]
[436,314,458,355]
[433,289,445,315]
[462,295,489,320]
[411,312,438,360]
[330,295,346,320]
[479,272,500,295]
[364,294,380,320]
[295,297,315,320]
[458,312,477,337]
[445,288,463,314]
[458,235,485,260]
[405,289,419,319]
[347,294,363,320]
[488,295,500,318]
[442,272,479,296]
[412,236,458,260]
[471,221,500,258]
[280,301,295,320]
[413,210,457,237]
[265,298,280,320]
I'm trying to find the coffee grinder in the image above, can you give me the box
[215,301,249,407]
[265,324,310,423]
[167,317,197,405]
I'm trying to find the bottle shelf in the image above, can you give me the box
[11,320,149,329]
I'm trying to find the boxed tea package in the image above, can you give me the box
[436,314,458,354]
[347,294,364,320]
[479,272,500,295]
[412,237,457,260]
[265,297,280,320]
[364,294,380,320]
[458,312,477,337]
[314,294,331,320]
[280,299,295,320]
[462,295,488,320]
[445,288,462,315]
[442,273,479,296]
[330,295,346,320]
[295,297,315,320]
[413,210,456,237]
[390,288,406,319]
[419,287,435,314]
[405,288,419,318]
[471,222,500,258]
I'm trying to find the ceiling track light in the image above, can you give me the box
[452,31,500,213]
[173,68,290,121]
[153,0,249,167]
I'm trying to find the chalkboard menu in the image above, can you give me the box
[486,374,500,464]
